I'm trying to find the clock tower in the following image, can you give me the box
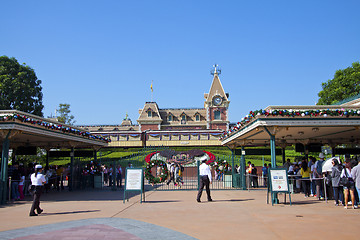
[204,64,230,131]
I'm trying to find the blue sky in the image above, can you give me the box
[1,1,359,125]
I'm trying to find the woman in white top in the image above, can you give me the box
[29,164,46,216]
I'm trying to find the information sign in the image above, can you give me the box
[126,168,143,190]
[270,169,289,192]
[267,168,291,206]
[123,168,145,203]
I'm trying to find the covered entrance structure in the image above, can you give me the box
[221,105,360,191]
[0,110,108,204]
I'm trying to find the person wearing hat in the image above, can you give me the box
[196,159,213,202]
[29,165,46,216]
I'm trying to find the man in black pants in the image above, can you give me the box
[197,159,212,202]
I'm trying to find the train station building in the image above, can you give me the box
[82,66,230,147]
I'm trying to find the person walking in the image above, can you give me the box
[197,159,212,202]
[166,163,175,186]
[29,165,46,216]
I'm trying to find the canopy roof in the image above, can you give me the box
[221,105,360,148]
[0,110,108,149]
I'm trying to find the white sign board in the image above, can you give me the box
[270,169,288,192]
[125,168,143,190]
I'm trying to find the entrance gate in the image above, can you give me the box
[73,147,245,191]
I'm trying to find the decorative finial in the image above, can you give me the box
[211,64,221,75]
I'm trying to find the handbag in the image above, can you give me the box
[340,169,350,187]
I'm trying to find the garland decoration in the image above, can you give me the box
[0,113,110,142]
[145,159,169,185]
[144,150,216,165]
[220,108,360,140]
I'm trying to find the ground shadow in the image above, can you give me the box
[211,198,255,202]
[143,200,182,203]
[285,200,324,205]
[41,210,100,215]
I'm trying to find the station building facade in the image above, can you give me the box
[82,67,230,147]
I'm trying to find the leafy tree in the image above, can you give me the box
[317,62,360,105]
[56,103,75,125]
[0,56,44,116]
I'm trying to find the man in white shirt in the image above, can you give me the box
[197,160,212,202]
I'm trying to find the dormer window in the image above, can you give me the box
[168,114,173,122]
[146,107,153,118]
[194,112,201,121]
[180,113,187,124]
[196,114,200,121]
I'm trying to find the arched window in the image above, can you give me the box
[168,115,172,122]
[147,111,152,117]
[195,114,200,121]
[214,110,221,120]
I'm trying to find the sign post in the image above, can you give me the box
[268,168,291,206]
[123,168,145,203]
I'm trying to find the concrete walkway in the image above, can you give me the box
[0,188,359,239]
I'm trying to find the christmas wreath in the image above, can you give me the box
[145,159,169,184]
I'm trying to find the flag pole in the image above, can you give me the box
[151,80,153,102]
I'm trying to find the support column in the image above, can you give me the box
[240,146,246,190]
[1,130,11,205]
[282,148,285,165]
[69,147,75,191]
[264,127,279,204]
[45,148,50,170]
[270,135,276,168]
[229,148,235,187]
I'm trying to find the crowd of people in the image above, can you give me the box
[238,153,360,210]
[284,153,360,209]
[8,162,69,201]
[166,162,184,187]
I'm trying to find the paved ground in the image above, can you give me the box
[0,188,359,239]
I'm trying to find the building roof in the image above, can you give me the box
[221,105,360,148]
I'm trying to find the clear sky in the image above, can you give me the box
[1,1,359,125]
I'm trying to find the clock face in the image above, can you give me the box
[213,96,223,106]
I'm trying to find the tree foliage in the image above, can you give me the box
[317,62,360,105]
[57,103,75,125]
[0,56,44,116]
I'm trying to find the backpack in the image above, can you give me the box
[316,160,324,176]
